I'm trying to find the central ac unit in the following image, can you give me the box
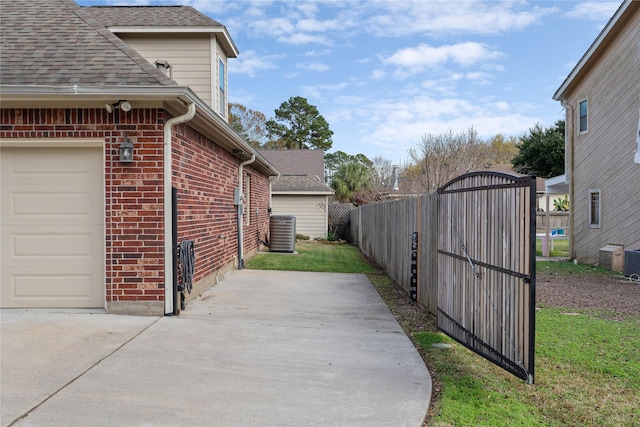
[269,215,296,252]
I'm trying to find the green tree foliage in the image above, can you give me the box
[553,195,569,211]
[324,151,372,184]
[228,103,268,148]
[266,96,334,150]
[512,120,565,178]
[331,162,372,204]
[488,134,519,165]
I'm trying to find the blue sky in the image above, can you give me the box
[81,0,621,163]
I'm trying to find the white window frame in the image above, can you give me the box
[588,189,601,228]
[578,98,588,135]
[244,173,251,225]
[218,57,226,118]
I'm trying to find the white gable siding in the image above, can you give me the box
[566,9,640,262]
[271,195,328,240]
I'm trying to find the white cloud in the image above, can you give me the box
[278,33,333,46]
[383,42,503,74]
[230,50,280,77]
[366,1,558,36]
[565,2,621,20]
[298,62,331,72]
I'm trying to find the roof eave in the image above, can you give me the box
[108,26,239,58]
[0,84,278,176]
[553,0,633,101]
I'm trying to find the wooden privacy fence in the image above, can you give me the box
[351,194,438,315]
[351,171,536,383]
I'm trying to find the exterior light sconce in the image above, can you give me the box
[119,135,134,163]
[105,100,132,113]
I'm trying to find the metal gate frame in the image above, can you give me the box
[437,172,536,383]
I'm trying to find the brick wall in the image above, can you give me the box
[1,107,272,314]
[0,108,166,314]
[172,124,272,285]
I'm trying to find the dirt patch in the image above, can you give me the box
[536,271,640,320]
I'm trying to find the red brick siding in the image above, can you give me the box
[171,124,271,280]
[1,107,272,310]
[242,165,271,255]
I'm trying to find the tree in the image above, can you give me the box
[406,127,490,193]
[487,134,519,165]
[266,96,333,150]
[512,120,565,178]
[324,151,372,185]
[228,103,268,148]
[331,162,372,204]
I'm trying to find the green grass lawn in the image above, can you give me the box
[536,238,569,258]
[246,242,640,426]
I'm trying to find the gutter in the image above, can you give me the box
[560,99,575,261]
[164,102,196,315]
[237,154,255,270]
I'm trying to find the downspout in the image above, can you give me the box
[237,154,255,269]
[560,99,575,261]
[164,102,196,315]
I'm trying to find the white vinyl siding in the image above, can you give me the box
[118,33,213,106]
[271,195,329,240]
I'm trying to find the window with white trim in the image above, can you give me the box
[579,99,588,134]
[219,58,226,118]
[244,174,251,225]
[589,189,600,228]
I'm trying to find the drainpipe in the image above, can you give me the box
[164,102,196,315]
[237,154,255,269]
[560,99,575,261]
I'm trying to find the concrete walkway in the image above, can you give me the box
[1,270,431,427]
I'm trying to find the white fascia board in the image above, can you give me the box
[107,26,239,58]
[273,191,335,195]
[553,0,631,101]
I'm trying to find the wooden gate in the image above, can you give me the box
[437,172,536,383]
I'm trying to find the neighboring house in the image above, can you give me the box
[0,0,279,315]
[257,150,334,239]
[553,0,640,264]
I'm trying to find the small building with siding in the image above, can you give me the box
[553,0,640,263]
[258,150,335,240]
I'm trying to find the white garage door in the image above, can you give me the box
[1,145,104,308]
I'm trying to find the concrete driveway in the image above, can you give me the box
[1,270,431,426]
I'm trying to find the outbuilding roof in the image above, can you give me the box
[0,0,175,86]
[257,149,326,179]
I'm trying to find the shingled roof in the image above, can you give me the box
[84,5,223,27]
[257,150,333,193]
[257,149,326,179]
[0,0,176,86]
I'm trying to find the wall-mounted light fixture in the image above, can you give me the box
[119,135,134,163]
[105,100,132,113]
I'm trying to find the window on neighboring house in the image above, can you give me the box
[589,189,600,228]
[579,99,588,133]
[219,59,226,118]
[244,174,250,225]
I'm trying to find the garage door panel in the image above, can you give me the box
[8,273,100,308]
[1,147,102,185]
[1,145,104,308]
[10,231,95,260]
[2,186,102,226]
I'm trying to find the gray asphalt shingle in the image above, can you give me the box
[83,5,223,27]
[0,0,176,86]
